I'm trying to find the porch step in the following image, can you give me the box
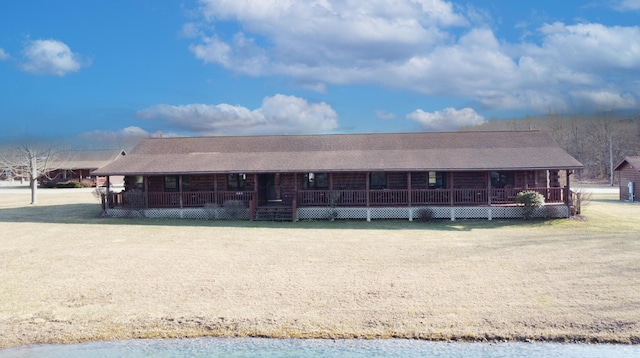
[254,206,293,221]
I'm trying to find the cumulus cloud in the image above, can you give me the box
[136,94,339,135]
[407,107,485,131]
[190,0,466,77]
[20,39,88,76]
[0,48,9,60]
[186,0,640,113]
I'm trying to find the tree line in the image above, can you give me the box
[462,113,640,183]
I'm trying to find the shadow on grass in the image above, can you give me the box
[0,203,565,231]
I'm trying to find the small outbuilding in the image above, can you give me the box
[45,149,126,187]
[614,156,640,202]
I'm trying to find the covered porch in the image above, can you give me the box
[101,169,573,221]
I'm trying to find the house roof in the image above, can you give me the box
[50,149,126,170]
[614,156,640,172]
[92,131,583,176]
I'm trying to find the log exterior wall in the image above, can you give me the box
[332,172,367,190]
[133,170,556,195]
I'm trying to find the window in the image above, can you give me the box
[227,173,246,191]
[130,176,144,191]
[428,172,446,189]
[163,175,190,192]
[164,176,179,192]
[303,172,328,189]
[491,171,515,188]
[370,172,387,189]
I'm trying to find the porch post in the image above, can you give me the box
[566,170,572,206]
[329,172,333,190]
[407,172,412,207]
[213,174,218,204]
[366,172,370,207]
[292,173,297,222]
[252,173,258,221]
[144,176,149,208]
[105,175,110,210]
[178,175,183,208]
[487,172,491,206]
[449,172,454,206]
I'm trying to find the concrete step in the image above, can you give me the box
[254,207,293,221]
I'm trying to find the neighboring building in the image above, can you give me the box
[614,156,640,202]
[92,131,583,221]
[45,149,126,187]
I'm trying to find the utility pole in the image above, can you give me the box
[609,132,614,186]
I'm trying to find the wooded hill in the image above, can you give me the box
[461,113,640,182]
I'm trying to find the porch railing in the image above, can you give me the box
[295,187,566,207]
[107,190,254,209]
[105,187,567,209]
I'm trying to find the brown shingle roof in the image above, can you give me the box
[92,131,583,175]
[614,156,640,172]
[50,149,125,170]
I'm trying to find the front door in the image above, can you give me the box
[258,173,282,205]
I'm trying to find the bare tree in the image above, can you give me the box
[0,142,70,204]
[462,111,640,183]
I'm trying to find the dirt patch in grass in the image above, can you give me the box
[1,190,639,348]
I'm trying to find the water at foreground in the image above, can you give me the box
[2,338,640,358]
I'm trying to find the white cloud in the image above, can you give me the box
[407,107,485,131]
[136,94,339,135]
[0,48,9,60]
[569,90,637,110]
[190,33,268,76]
[187,1,640,113]
[20,39,88,76]
[191,0,466,77]
[533,22,640,71]
[180,22,203,38]
[613,0,640,11]
[374,110,396,120]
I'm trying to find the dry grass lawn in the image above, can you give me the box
[0,189,639,348]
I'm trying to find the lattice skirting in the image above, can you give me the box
[105,205,569,221]
[297,205,569,221]
[105,208,249,220]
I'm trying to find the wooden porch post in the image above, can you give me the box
[487,172,492,205]
[329,172,333,190]
[566,170,572,206]
[407,172,412,207]
[252,173,258,221]
[105,175,110,210]
[213,174,218,204]
[178,175,183,208]
[449,172,454,206]
[144,176,149,208]
[366,172,370,207]
[292,173,298,222]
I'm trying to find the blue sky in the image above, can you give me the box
[1,0,639,147]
